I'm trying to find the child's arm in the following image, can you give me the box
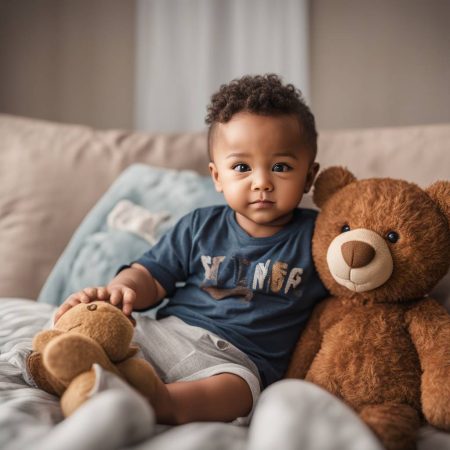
[54,263,166,322]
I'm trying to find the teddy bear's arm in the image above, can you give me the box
[285,297,335,379]
[32,329,64,353]
[406,298,450,430]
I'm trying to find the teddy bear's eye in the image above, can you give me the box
[341,224,351,233]
[386,231,399,243]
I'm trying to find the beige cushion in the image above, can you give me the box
[0,114,208,299]
[0,114,448,303]
[298,124,450,211]
[319,124,450,186]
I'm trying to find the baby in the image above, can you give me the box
[55,74,328,424]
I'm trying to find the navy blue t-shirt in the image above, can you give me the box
[135,205,327,387]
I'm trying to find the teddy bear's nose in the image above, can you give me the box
[341,240,375,268]
[87,304,97,311]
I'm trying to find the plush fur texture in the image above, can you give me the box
[286,167,450,450]
[27,301,159,417]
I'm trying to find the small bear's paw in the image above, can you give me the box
[61,368,97,417]
[43,333,114,384]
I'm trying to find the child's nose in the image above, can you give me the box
[251,171,274,191]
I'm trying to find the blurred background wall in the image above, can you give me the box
[310,0,450,130]
[135,0,309,132]
[0,0,136,129]
[0,0,449,132]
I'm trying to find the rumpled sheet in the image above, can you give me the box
[1,298,448,450]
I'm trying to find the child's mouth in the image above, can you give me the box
[251,200,275,208]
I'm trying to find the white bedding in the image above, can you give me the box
[1,298,448,450]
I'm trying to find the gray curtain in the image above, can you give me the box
[135,0,310,132]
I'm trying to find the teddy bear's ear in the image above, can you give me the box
[425,180,450,224]
[313,166,356,208]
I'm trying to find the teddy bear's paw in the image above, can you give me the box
[26,351,65,395]
[43,332,118,384]
[61,369,97,417]
[32,329,63,353]
[422,381,450,430]
[421,368,450,430]
[360,403,420,450]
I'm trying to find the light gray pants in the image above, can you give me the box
[133,315,262,424]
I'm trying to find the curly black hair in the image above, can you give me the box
[205,74,317,160]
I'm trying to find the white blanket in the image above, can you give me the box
[1,298,448,450]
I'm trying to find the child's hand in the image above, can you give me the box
[54,285,136,323]
[54,287,110,323]
[107,284,137,317]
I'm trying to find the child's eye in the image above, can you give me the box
[233,163,251,172]
[272,163,291,172]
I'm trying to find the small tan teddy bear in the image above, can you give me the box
[286,167,450,450]
[27,301,159,417]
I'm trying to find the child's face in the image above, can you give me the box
[209,112,319,237]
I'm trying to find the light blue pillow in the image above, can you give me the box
[37,164,224,306]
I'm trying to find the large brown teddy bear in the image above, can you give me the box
[27,301,159,417]
[286,167,450,450]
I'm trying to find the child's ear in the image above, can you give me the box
[209,162,223,193]
[304,162,320,193]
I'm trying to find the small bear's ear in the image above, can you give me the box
[313,166,356,208]
[425,181,450,224]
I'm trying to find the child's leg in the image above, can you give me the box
[152,373,253,424]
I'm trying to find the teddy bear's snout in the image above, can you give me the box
[326,228,394,292]
[341,241,375,268]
